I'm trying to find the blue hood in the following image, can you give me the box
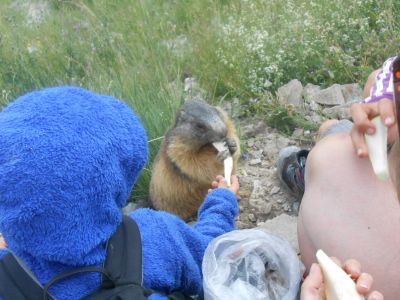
[0,86,148,265]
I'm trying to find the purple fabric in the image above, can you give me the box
[364,56,396,103]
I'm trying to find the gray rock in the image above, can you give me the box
[277,79,304,106]
[257,214,299,253]
[310,84,345,106]
[305,113,323,125]
[323,100,357,119]
[249,180,264,201]
[241,121,267,137]
[291,128,304,139]
[250,199,273,215]
[270,186,280,195]
[303,83,321,102]
[262,135,291,160]
[251,149,264,160]
[282,203,291,212]
[308,100,321,112]
[249,158,262,166]
[261,202,273,215]
[247,139,255,148]
[341,83,363,103]
[248,213,256,222]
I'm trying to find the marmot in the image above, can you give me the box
[149,98,240,221]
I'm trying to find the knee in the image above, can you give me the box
[306,133,352,179]
[317,119,339,138]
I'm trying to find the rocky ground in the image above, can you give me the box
[233,116,315,253]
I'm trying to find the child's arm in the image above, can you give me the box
[192,175,239,238]
[130,176,239,296]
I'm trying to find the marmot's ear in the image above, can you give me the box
[174,110,187,127]
[177,110,188,123]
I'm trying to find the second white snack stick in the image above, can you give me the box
[364,116,389,181]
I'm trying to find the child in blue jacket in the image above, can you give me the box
[0,86,239,299]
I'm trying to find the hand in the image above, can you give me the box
[301,258,383,300]
[0,236,7,248]
[350,99,397,158]
[208,174,239,196]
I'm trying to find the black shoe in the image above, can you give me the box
[277,146,309,199]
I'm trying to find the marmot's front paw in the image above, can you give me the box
[226,138,238,155]
[216,149,230,163]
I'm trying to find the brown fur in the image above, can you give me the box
[149,100,240,221]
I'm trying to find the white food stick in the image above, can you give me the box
[316,249,365,300]
[364,116,389,181]
[224,156,233,186]
[212,141,227,152]
[212,141,233,186]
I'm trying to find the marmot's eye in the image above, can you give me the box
[195,123,206,131]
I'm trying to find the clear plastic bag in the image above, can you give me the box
[202,229,304,300]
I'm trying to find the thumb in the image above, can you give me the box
[301,263,324,300]
[218,178,228,188]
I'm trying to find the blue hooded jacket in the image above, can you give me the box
[0,86,238,299]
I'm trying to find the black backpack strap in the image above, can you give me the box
[102,214,143,286]
[45,215,144,300]
[81,215,148,300]
[0,252,55,300]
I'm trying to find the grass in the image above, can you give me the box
[0,0,398,200]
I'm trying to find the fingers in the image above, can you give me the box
[209,174,240,196]
[342,258,361,279]
[211,180,219,188]
[351,102,379,134]
[351,103,378,157]
[342,259,382,299]
[367,290,384,300]
[356,272,373,294]
[208,177,223,193]
[378,99,395,126]
[379,99,397,144]
[209,175,228,191]
[351,99,395,158]
[305,263,324,289]
[300,263,324,300]
[229,175,240,195]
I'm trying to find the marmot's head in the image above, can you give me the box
[171,98,227,147]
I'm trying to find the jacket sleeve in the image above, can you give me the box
[364,56,396,103]
[130,188,238,296]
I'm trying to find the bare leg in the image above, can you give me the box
[298,132,400,299]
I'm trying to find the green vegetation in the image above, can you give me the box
[0,0,398,200]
